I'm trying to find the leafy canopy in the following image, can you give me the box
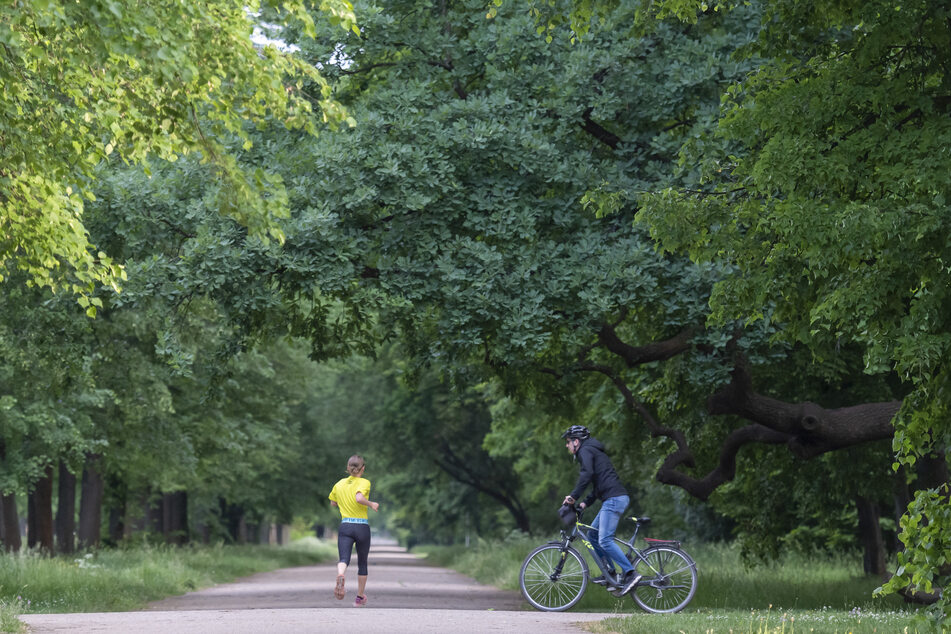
[634,0,951,617]
[0,0,356,311]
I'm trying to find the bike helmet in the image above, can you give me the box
[561,425,590,440]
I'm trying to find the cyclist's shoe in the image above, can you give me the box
[619,570,642,596]
[353,594,368,607]
[594,574,620,587]
[334,575,346,600]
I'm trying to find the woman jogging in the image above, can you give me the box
[328,455,380,607]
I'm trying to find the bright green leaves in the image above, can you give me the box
[314,0,360,35]
[0,0,355,309]
[0,174,127,300]
[878,486,951,608]
[637,0,731,24]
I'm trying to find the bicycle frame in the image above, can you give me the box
[561,514,680,589]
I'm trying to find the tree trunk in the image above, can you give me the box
[1,492,21,552]
[146,493,164,534]
[855,496,886,576]
[28,465,55,553]
[122,489,150,540]
[56,461,77,554]
[105,474,127,546]
[27,491,36,549]
[916,452,949,490]
[163,491,188,545]
[78,454,104,549]
[219,499,244,543]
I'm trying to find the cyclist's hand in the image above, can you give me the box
[563,495,575,506]
[579,502,586,510]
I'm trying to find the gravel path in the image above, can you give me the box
[20,541,622,633]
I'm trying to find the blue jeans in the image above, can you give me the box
[588,495,634,576]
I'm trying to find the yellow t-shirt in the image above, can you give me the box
[328,476,371,520]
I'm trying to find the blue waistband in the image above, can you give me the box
[341,517,368,524]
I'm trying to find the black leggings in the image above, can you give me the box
[337,522,371,575]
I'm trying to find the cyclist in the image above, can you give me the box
[329,455,380,607]
[561,425,638,594]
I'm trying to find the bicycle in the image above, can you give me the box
[519,506,698,613]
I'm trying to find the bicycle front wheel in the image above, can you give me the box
[630,545,697,614]
[519,543,589,611]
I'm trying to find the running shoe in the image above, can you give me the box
[353,594,367,607]
[334,575,345,600]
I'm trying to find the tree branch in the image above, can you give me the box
[579,361,792,499]
[597,323,694,366]
[581,112,621,149]
[433,442,528,529]
[707,359,900,458]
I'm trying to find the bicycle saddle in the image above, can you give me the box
[632,516,651,526]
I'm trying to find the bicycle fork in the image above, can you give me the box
[550,547,571,581]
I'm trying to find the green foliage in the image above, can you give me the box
[0,0,355,303]
[0,597,24,634]
[0,280,101,491]
[713,442,895,563]
[269,0,756,367]
[879,486,951,627]
[115,0,762,547]
[635,0,951,618]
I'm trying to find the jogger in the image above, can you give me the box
[328,455,380,606]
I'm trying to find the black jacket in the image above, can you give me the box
[569,438,628,506]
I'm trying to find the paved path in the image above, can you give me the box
[20,542,621,633]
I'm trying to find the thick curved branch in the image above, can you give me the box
[597,324,694,367]
[563,330,900,501]
[707,361,900,458]
[578,362,789,500]
[656,424,790,499]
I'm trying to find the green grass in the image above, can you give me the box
[0,537,336,632]
[589,607,929,633]
[416,537,931,633]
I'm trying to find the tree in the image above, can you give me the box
[630,0,951,614]
[2,144,366,550]
[256,0,920,572]
[0,274,102,552]
[0,0,356,305]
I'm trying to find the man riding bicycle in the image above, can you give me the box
[561,425,638,595]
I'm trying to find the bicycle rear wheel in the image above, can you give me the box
[519,543,588,611]
[630,545,697,614]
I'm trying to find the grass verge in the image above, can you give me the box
[589,606,929,633]
[0,537,336,632]
[416,536,929,633]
